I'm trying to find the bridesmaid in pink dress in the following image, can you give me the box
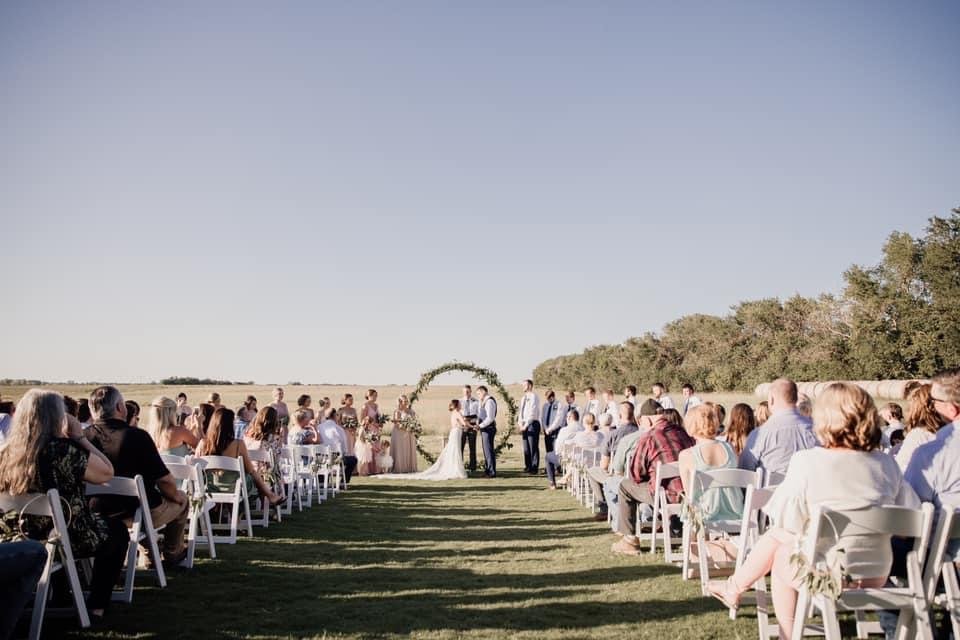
[355,389,382,476]
[338,394,359,456]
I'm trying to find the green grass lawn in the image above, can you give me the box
[60,458,759,640]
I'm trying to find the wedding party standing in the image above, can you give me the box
[338,393,359,457]
[477,386,498,477]
[390,395,418,473]
[518,379,541,474]
[355,389,381,476]
[460,385,479,472]
[379,400,467,481]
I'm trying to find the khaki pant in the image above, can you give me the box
[125,490,189,559]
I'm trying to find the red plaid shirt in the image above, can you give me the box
[630,419,695,503]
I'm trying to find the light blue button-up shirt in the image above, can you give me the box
[904,420,960,510]
[738,407,817,475]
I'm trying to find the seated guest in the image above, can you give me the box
[894,385,948,471]
[905,368,960,515]
[755,401,771,426]
[207,392,222,409]
[0,400,14,445]
[796,394,813,419]
[0,540,46,639]
[678,405,744,526]
[879,402,905,451]
[602,408,662,532]
[186,402,215,441]
[545,410,582,489]
[125,400,140,427]
[612,401,695,555]
[708,382,919,639]
[196,408,283,505]
[597,412,615,439]
[571,414,604,449]
[587,401,651,520]
[243,406,282,464]
[0,389,126,620]
[317,408,358,483]
[234,395,258,439]
[724,403,756,458]
[146,396,199,456]
[288,409,317,445]
[86,385,190,567]
[77,399,92,429]
[662,408,683,428]
[739,378,817,476]
[713,403,726,435]
[296,394,315,423]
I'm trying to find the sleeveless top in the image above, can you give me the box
[690,440,744,523]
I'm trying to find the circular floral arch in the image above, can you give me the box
[407,361,518,465]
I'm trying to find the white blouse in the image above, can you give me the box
[763,447,920,579]
[894,428,936,472]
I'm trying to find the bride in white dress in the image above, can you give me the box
[379,400,468,481]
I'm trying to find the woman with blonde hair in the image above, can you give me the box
[147,396,199,456]
[391,395,418,473]
[754,401,771,426]
[894,383,949,471]
[0,390,126,620]
[679,405,744,523]
[707,383,919,639]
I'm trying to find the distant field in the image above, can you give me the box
[0,383,764,456]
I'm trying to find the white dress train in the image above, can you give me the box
[379,413,468,481]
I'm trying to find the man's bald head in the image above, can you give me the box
[768,378,798,408]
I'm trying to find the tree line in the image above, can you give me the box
[533,208,960,393]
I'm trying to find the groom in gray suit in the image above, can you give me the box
[476,386,498,478]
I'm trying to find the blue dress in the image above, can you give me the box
[690,440,744,523]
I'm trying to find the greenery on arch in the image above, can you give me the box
[407,361,518,465]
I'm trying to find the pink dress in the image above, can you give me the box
[355,404,382,476]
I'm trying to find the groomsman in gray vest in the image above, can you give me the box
[518,379,541,474]
[543,389,578,454]
[460,385,480,472]
[476,386,498,478]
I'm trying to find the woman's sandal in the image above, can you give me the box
[705,578,741,611]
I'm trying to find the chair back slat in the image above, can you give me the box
[692,468,761,493]
[803,503,935,566]
[85,476,140,497]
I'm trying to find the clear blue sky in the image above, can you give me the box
[2,1,958,385]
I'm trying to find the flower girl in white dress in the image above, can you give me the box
[379,400,468,481]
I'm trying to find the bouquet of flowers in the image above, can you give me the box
[376,413,390,425]
[357,426,381,444]
[396,416,423,437]
[341,416,359,432]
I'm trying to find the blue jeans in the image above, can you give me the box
[0,540,47,640]
[604,476,624,530]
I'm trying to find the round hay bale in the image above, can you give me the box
[878,380,896,399]
[812,381,829,397]
[887,381,908,400]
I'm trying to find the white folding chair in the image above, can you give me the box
[647,461,684,564]
[85,475,167,603]
[792,503,935,640]
[327,442,346,494]
[310,444,334,503]
[923,508,960,640]
[164,462,216,567]
[762,469,786,487]
[684,468,762,591]
[721,484,778,633]
[289,445,317,508]
[160,453,186,466]
[195,456,253,544]
[277,447,301,514]
[0,489,90,639]
[245,447,283,526]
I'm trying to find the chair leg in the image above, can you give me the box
[146,530,167,588]
[791,589,811,640]
[697,530,710,595]
[58,544,90,628]
[202,511,217,558]
[28,544,56,640]
[820,598,842,640]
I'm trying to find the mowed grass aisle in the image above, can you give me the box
[63,463,757,640]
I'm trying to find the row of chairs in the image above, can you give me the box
[2,442,347,639]
[553,445,960,640]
